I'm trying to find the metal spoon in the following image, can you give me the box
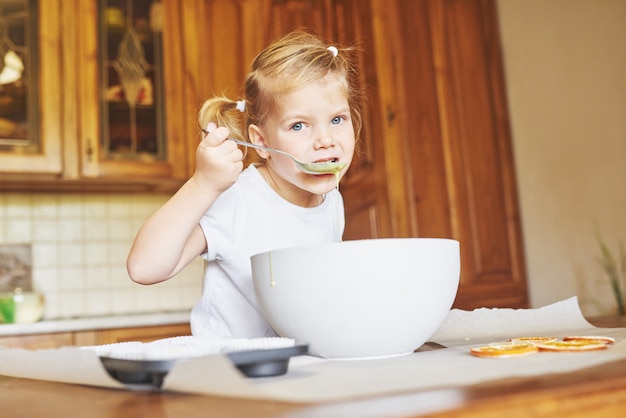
[202,129,346,175]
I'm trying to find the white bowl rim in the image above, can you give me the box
[251,237,460,259]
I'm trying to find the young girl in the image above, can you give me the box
[127,31,363,338]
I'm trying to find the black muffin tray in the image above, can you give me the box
[226,344,308,377]
[100,344,308,390]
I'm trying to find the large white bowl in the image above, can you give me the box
[251,238,460,359]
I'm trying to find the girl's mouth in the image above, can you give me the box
[303,159,346,175]
[313,157,339,164]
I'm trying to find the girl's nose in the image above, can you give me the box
[313,130,335,149]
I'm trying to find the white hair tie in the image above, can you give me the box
[236,100,246,113]
[327,46,338,57]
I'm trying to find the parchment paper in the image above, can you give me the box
[2,296,626,403]
[429,295,597,345]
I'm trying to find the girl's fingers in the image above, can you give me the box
[200,122,216,142]
[205,122,217,133]
[201,122,230,146]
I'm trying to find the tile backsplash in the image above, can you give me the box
[0,193,202,320]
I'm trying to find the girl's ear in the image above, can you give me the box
[248,124,270,159]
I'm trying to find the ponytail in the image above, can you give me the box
[198,96,247,142]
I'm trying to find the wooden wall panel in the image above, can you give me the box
[395,0,454,239]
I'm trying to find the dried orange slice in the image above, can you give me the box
[470,343,538,358]
[488,341,519,347]
[563,335,615,344]
[536,340,608,352]
[510,336,558,345]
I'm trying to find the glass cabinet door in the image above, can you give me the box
[79,0,188,184]
[1,0,194,189]
[99,0,165,161]
[0,0,38,148]
[1,0,192,189]
[0,0,62,175]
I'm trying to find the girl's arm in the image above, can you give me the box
[126,125,243,284]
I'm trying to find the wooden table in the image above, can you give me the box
[2,358,626,417]
[2,316,626,417]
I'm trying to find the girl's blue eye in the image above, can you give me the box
[291,122,303,131]
[331,116,343,125]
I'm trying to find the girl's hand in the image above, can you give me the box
[193,123,244,192]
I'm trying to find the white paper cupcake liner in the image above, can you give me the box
[81,336,296,361]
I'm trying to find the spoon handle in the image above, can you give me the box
[228,138,295,160]
[202,128,295,160]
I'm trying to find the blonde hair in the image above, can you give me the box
[198,30,363,144]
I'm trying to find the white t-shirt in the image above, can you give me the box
[191,164,345,338]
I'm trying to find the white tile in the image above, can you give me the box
[84,242,108,265]
[128,219,144,237]
[109,289,136,314]
[83,220,108,240]
[131,195,167,218]
[135,285,161,312]
[58,242,84,266]
[57,290,86,318]
[58,219,83,242]
[32,243,59,268]
[42,291,61,319]
[0,194,6,217]
[158,285,181,311]
[32,267,59,293]
[85,265,109,289]
[59,266,86,290]
[6,219,32,242]
[5,194,33,218]
[32,219,59,242]
[32,194,59,219]
[82,198,108,219]
[84,290,111,316]
[58,195,83,218]
[109,265,132,288]
[179,285,201,309]
[108,195,132,219]
[109,219,134,241]
[108,241,131,265]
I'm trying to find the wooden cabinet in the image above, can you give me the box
[0,323,191,349]
[92,323,191,344]
[0,332,78,350]
[352,0,528,309]
[0,0,189,192]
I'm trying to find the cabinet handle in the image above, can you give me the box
[386,105,396,125]
[86,139,93,162]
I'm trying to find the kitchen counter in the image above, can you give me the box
[2,352,626,417]
[0,311,190,336]
[2,315,626,417]
[2,300,625,417]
